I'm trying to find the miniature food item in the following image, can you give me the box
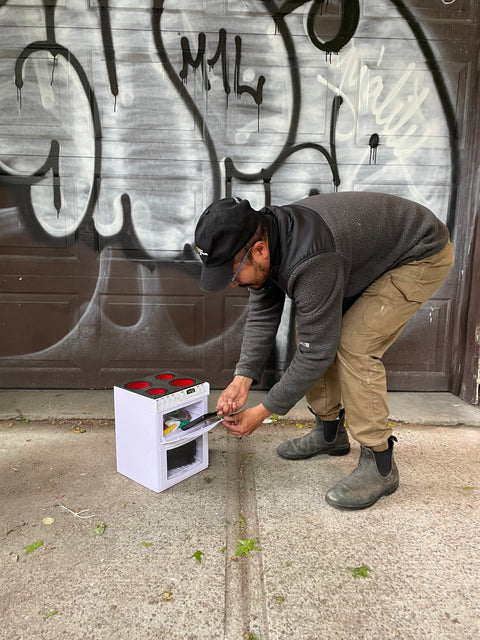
[163,409,191,435]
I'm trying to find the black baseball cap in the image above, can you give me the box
[194,197,260,291]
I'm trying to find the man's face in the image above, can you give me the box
[229,243,270,290]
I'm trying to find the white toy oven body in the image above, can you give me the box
[114,372,217,492]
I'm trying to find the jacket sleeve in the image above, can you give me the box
[262,252,347,415]
[234,282,286,383]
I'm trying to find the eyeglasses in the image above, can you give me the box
[230,246,252,283]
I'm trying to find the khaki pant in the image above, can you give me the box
[306,241,454,451]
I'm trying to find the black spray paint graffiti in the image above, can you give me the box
[223,2,345,202]
[305,0,360,59]
[389,0,459,233]
[369,134,380,165]
[5,0,101,247]
[158,0,347,206]
[0,0,460,262]
[179,27,266,127]
[98,0,119,111]
[2,0,154,264]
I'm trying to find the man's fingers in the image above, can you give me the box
[216,398,237,416]
[222,414,240,428]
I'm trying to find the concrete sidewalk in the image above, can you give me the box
[1,391,479,639]
[1,389,480,426]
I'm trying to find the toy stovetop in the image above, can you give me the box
[120,371,205,398]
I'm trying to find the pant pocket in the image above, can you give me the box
[360,273,421,337]
[390,271,429,303]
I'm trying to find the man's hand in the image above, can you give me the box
[216,375,253,416]
[222,404,271,437]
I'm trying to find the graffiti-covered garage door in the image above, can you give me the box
[0,1,478,397]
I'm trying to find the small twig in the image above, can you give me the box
[59,503,95,519]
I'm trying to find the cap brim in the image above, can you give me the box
[199,259,234,292]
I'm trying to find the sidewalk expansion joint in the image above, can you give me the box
[223,435,269,640]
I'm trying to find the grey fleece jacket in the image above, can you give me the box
[233,191,450,416]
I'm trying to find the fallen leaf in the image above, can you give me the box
[43,610,57,621]
[94,522,106,535]
[24,540,43,555]
[235,538,260,556]
[72,426,86,434]
[263,414,280,424]
[42,517,55,525]
[296,422,304,429]
[348,564,373,578]
[189,550,205,563]
[141,541,154,548]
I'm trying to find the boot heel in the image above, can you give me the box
[385,480,399,496]
[328,447,350,457]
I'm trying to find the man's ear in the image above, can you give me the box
[252,240,270,263]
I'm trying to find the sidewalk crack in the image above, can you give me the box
[223,436,269,640]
